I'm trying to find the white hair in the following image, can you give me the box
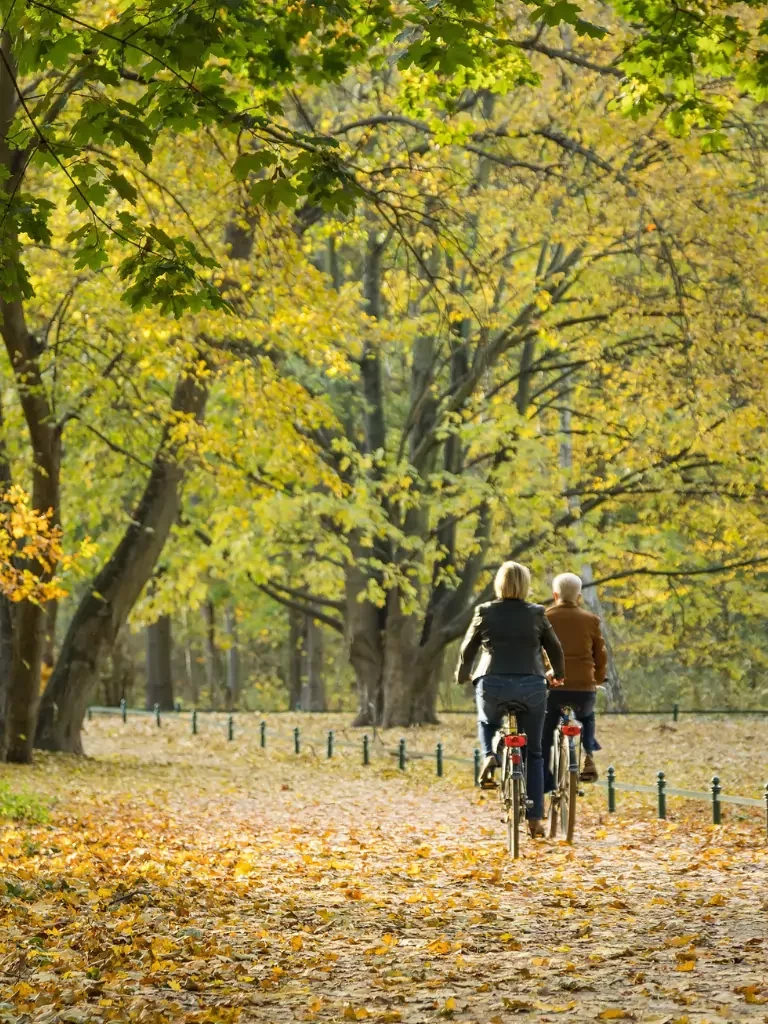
[553,572,582,602]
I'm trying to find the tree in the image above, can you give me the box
[145,616,174,712]
[0,0,535,760]
[200,47,767,726]
[2,0,766,758]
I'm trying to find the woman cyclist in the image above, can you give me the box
[455,561,565,838]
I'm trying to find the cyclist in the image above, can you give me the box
[543,572,607,784]
[455,560,565,838]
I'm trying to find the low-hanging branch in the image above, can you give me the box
[254,581,345,635]
[585,557,768,588]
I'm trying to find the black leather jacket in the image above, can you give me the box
[456,598,565,683]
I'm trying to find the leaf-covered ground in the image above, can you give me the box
[2,715,767,1024]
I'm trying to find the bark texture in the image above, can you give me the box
[202,599,224,709]
[224,607,239,710]
[145,616,175,711]
[306,617,325,712]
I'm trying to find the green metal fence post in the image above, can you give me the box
[260,720,266,748]
[673,702,679,722]
[607,765,616,813]
[398,738,406,771]
[192,709,198,735]
[363,734,370,766]
[294,727,300,755]
[711,775,722,825]
[657,771,666,819]
[154,703,161,727]
[327,730,334,758]
[473,748,480,786]
[228,715,234,741]
[120,699,127,724]
[436,742,444,778]
[87,707,92,721]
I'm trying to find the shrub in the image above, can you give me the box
[0,781,50,823]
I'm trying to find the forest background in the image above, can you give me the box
[0,0,766,763]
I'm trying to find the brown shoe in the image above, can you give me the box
[580,754,599,783]
[528,819,546,839]
[479,754,499,788]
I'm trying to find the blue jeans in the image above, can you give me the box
[543,689,599,790]
[475,673,547,820]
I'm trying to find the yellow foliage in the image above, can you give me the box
[0,487,90,605]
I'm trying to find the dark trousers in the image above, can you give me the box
[475,673,547,820]
[543,689,598,791]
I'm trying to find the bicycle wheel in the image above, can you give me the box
[566,740,578,844]
[498,746,512,853]
[511,774,521,858]
[553,731,570,838]
[548,730,561,838]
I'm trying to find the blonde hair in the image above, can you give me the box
[553,572,582,602]
[494,561,531,600]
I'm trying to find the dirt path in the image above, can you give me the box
[2,756,767,1023]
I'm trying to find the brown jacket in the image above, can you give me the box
[545,601,607,691]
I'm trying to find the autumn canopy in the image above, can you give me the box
[0,0,765,760]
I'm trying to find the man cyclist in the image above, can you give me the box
[543,572,607,784]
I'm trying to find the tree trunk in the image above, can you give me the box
[34,365,209,754]
[0,33,62,762]
[0,593,13,761]
[0,292,60,762]
[380,590,419,727]
[224,606,239,710]
[410,647,444,725]
[184,640,201,706]
[287,606,303,710]
[0,396,12,760]
[42,600,58,679]
[181,609,200,705]
[202,599,224,709]
[306,617,325,711]
[145,615,174,711]
[102,631,134,706]
[580,564,628,711]
[347,556,385,726]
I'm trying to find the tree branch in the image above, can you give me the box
[586,557,768,588]
[256,583,345,634]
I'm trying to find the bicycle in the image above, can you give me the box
[494,703,531,858]
[547,708,581,843]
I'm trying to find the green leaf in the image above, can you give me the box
[107,172,139,205]
[232,150,278,180]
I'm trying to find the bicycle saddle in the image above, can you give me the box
[497,700,528,715]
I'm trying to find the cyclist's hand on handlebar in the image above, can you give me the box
[550,677,565,688]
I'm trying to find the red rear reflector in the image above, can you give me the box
[511,754,522,764]
[504,734,527,747]
[562,724,581,736]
